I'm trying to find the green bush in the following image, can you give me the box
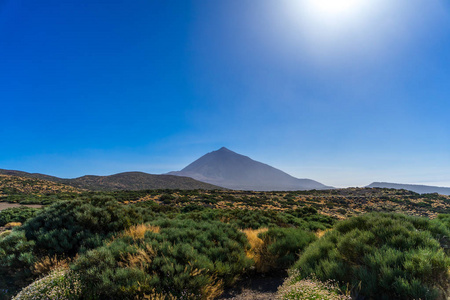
[179,208,335,230]
[293,213,450,299]
[13,268,81,300]
[0,230,36,299]
[72,219,252,299]
[437,214,450,228]
[259,228,317,268]
[0,207,40,226]
[22,196,142,256]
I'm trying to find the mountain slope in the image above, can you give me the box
[0,169,222,191]
[168,147,332,191]
[367,182,450,195]
[0,174,83,197]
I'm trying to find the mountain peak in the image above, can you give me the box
[169,148,332,191]
[216,147,232,152]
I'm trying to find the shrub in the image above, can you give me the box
[5,222,22,229]
[72,219,252,299]
[293,213,450,299]
[0,230,36,298]
[277,270,350,300]
[32,255,73,277]
[22,196,142,256]
[13,268,82,300]
[259,227,317,269]
[179,208,335,230]
[437,214,450,229]
[241,228,276,272]
[0,207,40,226]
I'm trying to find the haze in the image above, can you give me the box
[1,0,449,188]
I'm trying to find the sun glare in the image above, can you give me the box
[302,0,373,24]
[308,0,363,16]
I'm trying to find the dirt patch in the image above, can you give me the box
[219,270,287,300]
[0,202,42,211]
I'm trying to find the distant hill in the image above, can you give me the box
[0,169,222,191]
[367,182,450,195]
[168,147,332,191]
[0,174,82,196]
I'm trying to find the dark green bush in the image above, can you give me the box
[22,196,142,256]
[0,207,40,226]
[259,227,317,268]
[72,219,252,299]
[437,214,450,228]
[0,230,36,299]
[293,213,450,300]
[179,208,335,230]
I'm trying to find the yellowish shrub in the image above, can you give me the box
[32,255,72,276]
[241,228,277,273]
[5,222,22,229]
[118,244,155,269]
[315,229,331,239]
[122,224,160,240]
[190,268,224,300]
[138,290,177,300]
[0,230,11,238]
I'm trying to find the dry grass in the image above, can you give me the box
[189,268,224,300]
[4,222,22,229]
[0,230,11,238]
[241,228,277,273]
[121,224,160,240]
[138,292,177,300]
[315,229,331,239]
[33,255,73,276]
[118,244,156,269]
[201,279,224,300]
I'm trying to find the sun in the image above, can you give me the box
[308,0,362,16]
[302,0,369,21]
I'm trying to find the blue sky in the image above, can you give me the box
[1,0,449,187]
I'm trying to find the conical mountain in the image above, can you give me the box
[168,147,332,191]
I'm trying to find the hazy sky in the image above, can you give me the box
[1,0,449,188]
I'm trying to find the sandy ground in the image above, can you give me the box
[219,271,286,300]
[0,202,42,211]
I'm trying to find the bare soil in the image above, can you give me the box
[0,202,42,211]
[218,270,287,300]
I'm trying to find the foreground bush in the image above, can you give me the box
[277,270,350,300]
[437,214,450,229]
[0,230,36,298]
[13,268,81,300]
[259,227,317,269]
[293,213,450,299]
[72,219,252,299]
[22,196,142,256]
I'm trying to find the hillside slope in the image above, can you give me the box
[0,169,222,191]
[0,174,82,197]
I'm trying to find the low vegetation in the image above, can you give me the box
[0,174,449,299]
[293,213,450,299]
[73,219,252,299]
[12,268,81,300]
[277,271,351,300]
[0,207,40,227]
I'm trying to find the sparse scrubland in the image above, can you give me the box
[1,176,449,299]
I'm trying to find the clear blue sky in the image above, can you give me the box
[1,0,449,187]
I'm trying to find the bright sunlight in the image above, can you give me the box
[304,0,366,18]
